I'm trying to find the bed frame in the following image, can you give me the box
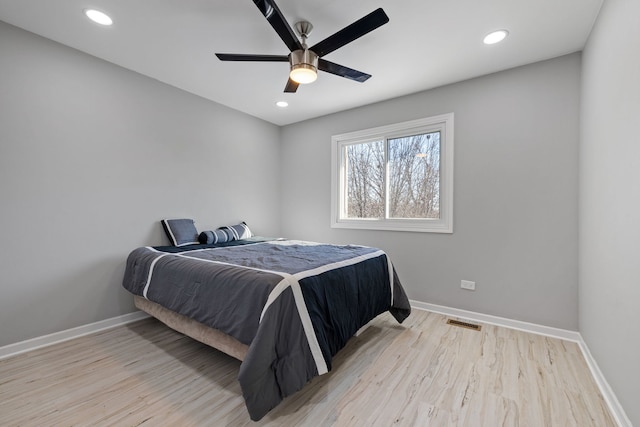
[134,295,248,361]
[134,295,371,363]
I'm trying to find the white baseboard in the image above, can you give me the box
[410,300,581,341]
[577,337,633,427]
[411,299,631,427]
[0,311,149,360]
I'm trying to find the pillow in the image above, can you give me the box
[198,229,231,245]
[161,218,199,246]
[220,222,253,240]
[198,222,253,244]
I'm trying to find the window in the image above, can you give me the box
[331,113,454,233]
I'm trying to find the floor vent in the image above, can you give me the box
[447,319,482,331]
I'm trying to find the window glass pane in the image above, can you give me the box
[345,140,385,218]
[332,114,453,232]
[388,132,440,219]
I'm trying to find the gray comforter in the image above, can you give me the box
[122,239,410,420]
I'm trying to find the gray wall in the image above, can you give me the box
[281,54,581,330]
[0,21,281,347]
[580,0,640,424]
[3,10,634,421]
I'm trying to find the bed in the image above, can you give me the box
[122,236,411,421]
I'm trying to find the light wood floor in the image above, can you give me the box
[0,309,616,426]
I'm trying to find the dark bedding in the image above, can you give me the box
[122,238,410,420]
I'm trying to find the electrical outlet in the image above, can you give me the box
[461,280,476,291]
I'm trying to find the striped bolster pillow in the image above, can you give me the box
[198,222,253,244]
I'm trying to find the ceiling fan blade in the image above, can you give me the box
[318,59,371,83]
[310,8,389,58]
[252,0,303,52]
[284,78,299,93]
[215,53,289,62]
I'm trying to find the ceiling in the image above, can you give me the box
[0,0,603,126]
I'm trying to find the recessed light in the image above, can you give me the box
[84,9,113,26]
[483,30,508,45]
[276,101,289,108]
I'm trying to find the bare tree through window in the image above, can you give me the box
[389,132,440,219]
[345,140,384,218]
[344,132,440,220]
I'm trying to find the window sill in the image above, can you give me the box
[331,218,453,233]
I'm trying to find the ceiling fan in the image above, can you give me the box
[215,0,389,93]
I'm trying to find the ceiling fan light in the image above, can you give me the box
[289,49,318,84]
[290,65,317,84]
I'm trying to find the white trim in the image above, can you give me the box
[577,337,633,427]
[411,300,631,427]
[290,279,329,375]
[385,254,394,303]
[411,300,581,341]
[258,273,328,375]
[0,310,149,360]
[260,278,291,322]
[162,219,178,246]
[292,249,386,281]
[142,253,169,298]
[331,113,454,233]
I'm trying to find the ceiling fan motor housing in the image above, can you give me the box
[289,49,319,84]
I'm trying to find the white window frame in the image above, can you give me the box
[331,113,454,233]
